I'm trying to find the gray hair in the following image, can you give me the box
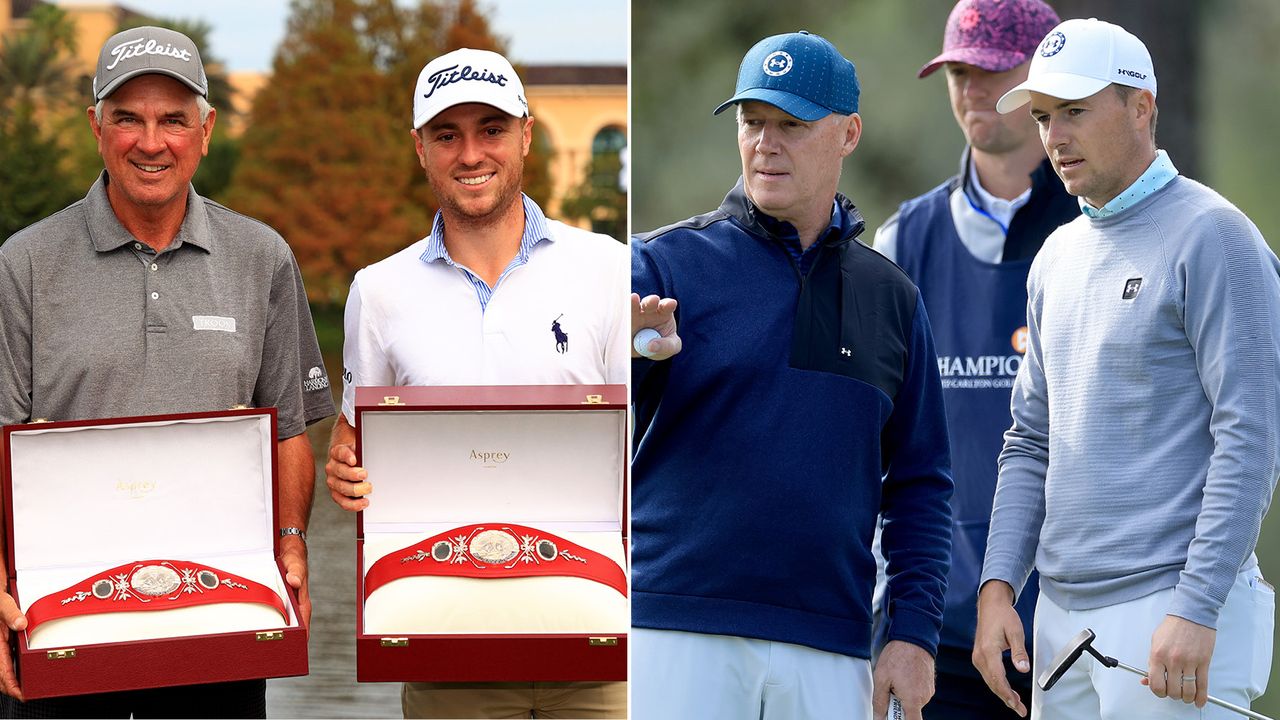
[94,94,213,124]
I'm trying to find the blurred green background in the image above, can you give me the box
[633,0,1280,711]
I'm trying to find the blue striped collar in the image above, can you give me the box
[420,194,554,266]
[1081,150,1178,219]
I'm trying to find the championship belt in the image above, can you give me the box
[364,524,627,597]
[25,560,289,634]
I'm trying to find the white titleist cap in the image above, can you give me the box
[412,48,528,129]
[996,18,1156,114]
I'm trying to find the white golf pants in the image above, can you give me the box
[1032,568,1274,720]
[631,628,874,720]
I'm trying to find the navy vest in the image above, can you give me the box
[890,168,1075,671]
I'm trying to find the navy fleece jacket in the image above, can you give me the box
[631,180,954,658]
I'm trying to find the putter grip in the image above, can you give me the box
[889,693,904,720]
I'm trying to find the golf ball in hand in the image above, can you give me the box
[633,327,662,358]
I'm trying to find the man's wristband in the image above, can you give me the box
[279,527,307,542]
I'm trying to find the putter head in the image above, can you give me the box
[1039,628,1096,691]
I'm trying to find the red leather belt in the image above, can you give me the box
[25,560,289,634]
[364,524,627,597]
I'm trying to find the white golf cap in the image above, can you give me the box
[996,18,1156,114]
[412,48,528,129]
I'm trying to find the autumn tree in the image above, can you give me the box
[225,0,426,303]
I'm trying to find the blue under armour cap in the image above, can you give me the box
[713,31,860,120]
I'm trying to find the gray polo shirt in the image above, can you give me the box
[0,173,333,438]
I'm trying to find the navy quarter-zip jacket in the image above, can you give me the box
[631,179,954,658]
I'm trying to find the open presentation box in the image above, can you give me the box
[1,409,305,699]
[355,385,627,682]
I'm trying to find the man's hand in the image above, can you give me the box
[279,534,311,631]
[325,414,369,512]
[0,587,23,700]
[630,293,681,360]
[872,640,934,720]
[1142,614,1215,707]
[973,580,1030,717]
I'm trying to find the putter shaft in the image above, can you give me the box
[1106,658,1271,720]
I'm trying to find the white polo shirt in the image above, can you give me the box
[340,210,628,423]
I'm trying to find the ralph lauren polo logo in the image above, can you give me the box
[1122,278,1142,300]
[551,315,569,354]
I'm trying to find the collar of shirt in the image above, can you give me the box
[86,171,213,254]
[420,193,553,268]
[1080,149,1178,219]
[963,149,1032,232]
[420,194,554,312]
[756,201,842,275]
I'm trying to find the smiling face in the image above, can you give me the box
[414,102,532,226]
[945,61,1038,155]
[1029,85,1155,208]
[736,101,860,230]
[89,74,214,218]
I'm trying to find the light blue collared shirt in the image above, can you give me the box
[419,194,554,312]
[1080,149,1178,219]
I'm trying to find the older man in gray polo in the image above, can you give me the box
[0,26,332,718]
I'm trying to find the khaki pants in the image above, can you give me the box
[401,681,627,719]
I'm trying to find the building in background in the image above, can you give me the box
[524,65,627,232]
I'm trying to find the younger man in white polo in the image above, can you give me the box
[324,49,627,719]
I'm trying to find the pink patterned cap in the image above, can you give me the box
[918,0,1060,78]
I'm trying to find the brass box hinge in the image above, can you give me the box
[381,637,410,647]
[46,648,75,660]
[255,630,284,642]
[588,636,618,647]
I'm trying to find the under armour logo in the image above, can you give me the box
[551,315,569,354]
[1040,31,1066,57]
[1122,278,1142,300]
[762,50,793,77]
[840,347,852,357]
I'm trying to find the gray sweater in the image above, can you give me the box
[981,176,1280,628]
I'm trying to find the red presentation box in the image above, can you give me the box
[1,409,306,699]
[355,385,628,682]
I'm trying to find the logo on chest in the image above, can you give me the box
[551,314,569,354]
[192,315,236,332]
[1122,277,1143,300]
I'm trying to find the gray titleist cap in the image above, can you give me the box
[94,26,208,101]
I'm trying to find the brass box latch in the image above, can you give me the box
[588,637,618,647]
[378,396,404,406]
[46,648,75,660]
[381,637,410,647]
[256,630,284,642]
[582,394,604,405]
